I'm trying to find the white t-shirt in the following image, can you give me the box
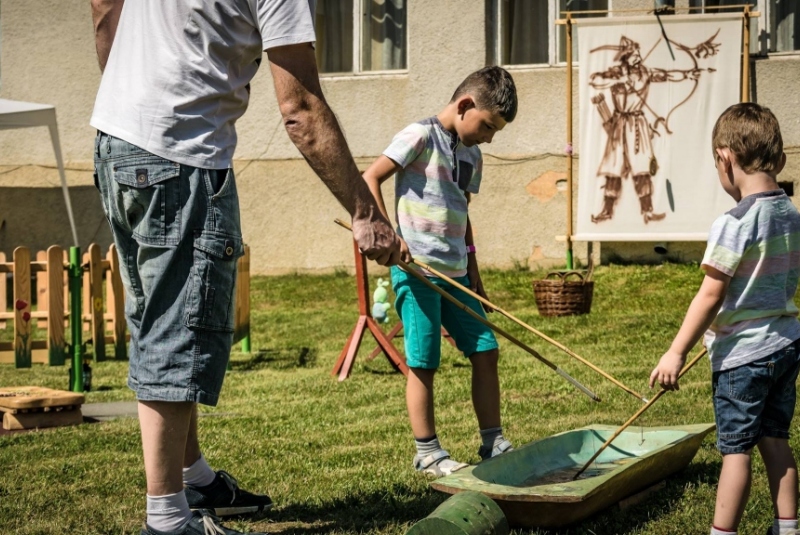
[91,0,316,169]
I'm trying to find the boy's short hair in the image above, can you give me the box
[712,102,783,174]
[450,66,518,122]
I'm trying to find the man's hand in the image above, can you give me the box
[351,211,402,266]
[648,349,686,391]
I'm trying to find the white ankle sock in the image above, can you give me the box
[182,454,216,487]
[710,527,736,535]
[146,491,192,532]
[773,518,798,534]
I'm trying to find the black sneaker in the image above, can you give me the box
[140,509,265,535]
[185,471,273,519]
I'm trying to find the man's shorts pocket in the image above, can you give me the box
[184,230,244,333]
[111,155,181,245]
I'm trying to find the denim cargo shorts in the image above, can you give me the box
[711,339,800,455]
[94,132,244,406]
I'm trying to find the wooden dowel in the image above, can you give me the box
[573,348,708,480]
[410,257,646,403]
[333,219,600,402]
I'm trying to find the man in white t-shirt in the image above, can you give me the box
[90,2,403,534]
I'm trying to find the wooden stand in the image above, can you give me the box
[368,324,457,360]
[331,240,408,381]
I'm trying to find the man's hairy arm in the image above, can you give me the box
[267,43,401,265]
[90,0,124,72]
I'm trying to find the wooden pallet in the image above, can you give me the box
[0,386,84,430]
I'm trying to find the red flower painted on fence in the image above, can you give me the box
[15,299,28,311]
[21,312,31,322]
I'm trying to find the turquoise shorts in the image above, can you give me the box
[390,266,499,369]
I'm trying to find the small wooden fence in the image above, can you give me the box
[1,244,251,367]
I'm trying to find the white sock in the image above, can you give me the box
[773,518,798,534]
[182,454,216,487]
[710,527,736,535]
[146,491,192,532]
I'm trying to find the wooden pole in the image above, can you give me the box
[409,257,646,402]
[333,219,600,402]
[742,4,751,102]
[573,348,708,479]
[565,13,574,270]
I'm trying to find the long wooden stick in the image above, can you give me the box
[573,348,708,480]
[403,257,646,403]
[334,219,600,402]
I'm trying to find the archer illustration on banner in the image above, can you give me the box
[589,31,720,224]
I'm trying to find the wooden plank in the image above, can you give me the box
[35,251,47,330]
[88,244,105,362]
[13,247,32,368]
[108,245,127,360]
[234,245,250,345]
[3,408,83,430]
[0,386,85,410]
[0,251,6,329]
[47,246,66,365]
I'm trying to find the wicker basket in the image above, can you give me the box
[533,270,594,317]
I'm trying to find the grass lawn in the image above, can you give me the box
[0,263,793,534]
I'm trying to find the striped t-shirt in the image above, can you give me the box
[383,117,483,278]
[702,189,800,371]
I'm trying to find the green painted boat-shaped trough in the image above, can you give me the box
[431,423,716,528]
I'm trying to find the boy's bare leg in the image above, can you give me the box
[139,400,194,495]
[184,403,202,468]
[407,367,436,438]
[713,451,753,531]
[470,349,501,429]
[758,437,798,519]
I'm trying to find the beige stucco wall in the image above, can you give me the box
[0,1,798,273]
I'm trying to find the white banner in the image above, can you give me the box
[575,14,742,241]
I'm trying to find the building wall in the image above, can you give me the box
[0,1,798,273]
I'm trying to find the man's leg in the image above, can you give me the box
[592,175,621,223]
[633,173,665,223]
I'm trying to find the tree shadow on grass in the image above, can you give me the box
[229,348,317,372]
[255,483,445,534]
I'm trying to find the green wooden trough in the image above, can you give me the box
[430,423,716,528]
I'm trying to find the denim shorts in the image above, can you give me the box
[711,339,800,454]
[94,132,244,406]
[390,266,498,369]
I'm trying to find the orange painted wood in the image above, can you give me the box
[47,246,66,365]
[0,251,6,329]
[3,408,83,430]
[0,386,85,410]
[107,245,127,359]
[13,247,32,368]
[88,244,106,362]
[234,245,250,345]
[35,250,47,330]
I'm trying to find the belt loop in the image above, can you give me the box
[105,134,111,155]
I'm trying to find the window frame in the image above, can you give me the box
[489,0,611,69]
[318,0,409,78]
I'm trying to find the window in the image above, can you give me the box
[314,0,407,75]
[690,0,799,54]
[488,0,609,67]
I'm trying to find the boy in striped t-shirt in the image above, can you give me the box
[650,103,800,535]
[363,67,517,477]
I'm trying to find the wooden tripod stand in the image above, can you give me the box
[331,239,409,381]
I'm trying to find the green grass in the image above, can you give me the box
[0,263,792,534]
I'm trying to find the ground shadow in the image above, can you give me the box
[254,483,445,534]
[230,348,317,372]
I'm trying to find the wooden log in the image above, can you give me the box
[47,246,66,365]
[3,408,83,430]
[13,247,32,368]
[406,491,509,535]
[107,245,127,359]
[88,243,105,362]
